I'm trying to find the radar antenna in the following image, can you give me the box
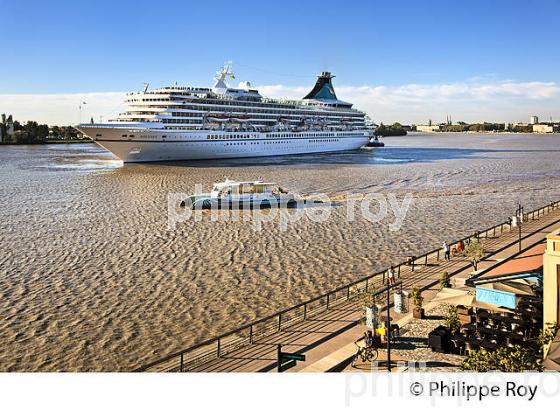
[213,61,235,90]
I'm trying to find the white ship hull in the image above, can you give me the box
[77,125,370,162]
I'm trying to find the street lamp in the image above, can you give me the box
[516,202,524,252]
[78,101,87,124]
[386,282,391,372]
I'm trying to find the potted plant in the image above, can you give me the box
[439,271,451,289]
[411,286,424,319]
[444,305,461,334]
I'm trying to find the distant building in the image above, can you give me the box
[533,124,560,133]
[416,124,443,132]
[543,229,560,331]
[0,113,14,143]
[543,229,560,370]
[530,116,539,125]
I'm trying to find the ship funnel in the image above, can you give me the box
[303,72,338,100]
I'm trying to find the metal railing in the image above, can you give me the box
[134,200,560,372]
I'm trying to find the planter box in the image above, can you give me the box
[428,325,452,353]
[413,308,425,319]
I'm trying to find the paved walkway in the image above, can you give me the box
[183,208,560,372]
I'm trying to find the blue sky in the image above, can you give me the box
[2,0,560,124]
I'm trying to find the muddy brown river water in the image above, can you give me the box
[1,132,559,371]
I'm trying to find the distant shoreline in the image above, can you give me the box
[406,131,560,135]
[1,139,94,145]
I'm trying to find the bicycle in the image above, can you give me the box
[351,341,379,367]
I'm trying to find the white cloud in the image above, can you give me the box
[1,80,558,126]
[0,92,126,126]
[261,80,560,124]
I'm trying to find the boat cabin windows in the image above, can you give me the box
[240,184,255,194]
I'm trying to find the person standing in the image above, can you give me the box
[443,241,450,260]
[387,266,396,285]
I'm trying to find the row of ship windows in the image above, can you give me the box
[159,119,365,125]
[223,139,340,146]
[206,133,358,140]
[116,133,351,141]
[131,96,357,112]
[159,126,364,131]
[208,134,256,139]
[126,100,361,113]
[127,105,363,117]
[135,114,363,121]
[128,97,300,110]
[166,110,362,117]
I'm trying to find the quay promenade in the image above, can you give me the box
[137,201,560,372]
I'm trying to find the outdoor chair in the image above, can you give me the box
[476,316,488,328]
[451,338,465,355]
[465,340,480,354]
[476,308,489,317]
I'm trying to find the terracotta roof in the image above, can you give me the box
[479,242,545,278]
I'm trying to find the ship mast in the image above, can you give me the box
[212,61,235,91]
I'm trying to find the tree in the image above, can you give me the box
[439,271,450,289]
[375,122,407,137]
[466,240,485,271]
[411,286,423,310]
[37,124,49,141]
[351,285,383,309]
[444,305,461,333]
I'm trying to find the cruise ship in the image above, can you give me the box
[75,63,373,162]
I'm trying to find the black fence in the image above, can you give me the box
[134,200,560,372]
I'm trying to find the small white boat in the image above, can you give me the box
[365,135,385,147]
[181,179,298,209]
